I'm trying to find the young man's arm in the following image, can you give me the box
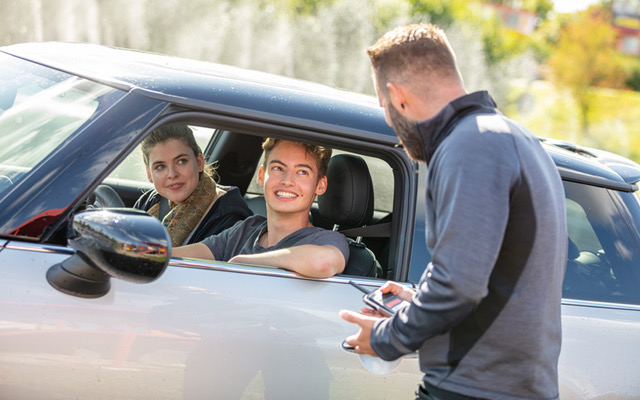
[229,244,345,278]
[172,242,215,260]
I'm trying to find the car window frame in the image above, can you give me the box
[104,109,418,283]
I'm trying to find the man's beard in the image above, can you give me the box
[388,103,426,162]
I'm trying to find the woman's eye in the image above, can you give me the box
[154,165,165,171]
[178,158,189,165]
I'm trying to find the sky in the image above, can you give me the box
[553,0,602,13]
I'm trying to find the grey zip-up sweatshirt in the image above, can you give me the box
[371,92,567,400]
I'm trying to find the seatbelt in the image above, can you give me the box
[158,197,170,221]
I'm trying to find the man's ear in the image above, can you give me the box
[315,175,328,196]
[386,81,407,112]
[257,165,265,187]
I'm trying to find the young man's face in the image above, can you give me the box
[258,141,327,217]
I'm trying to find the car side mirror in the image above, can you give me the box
[47,208,171,298]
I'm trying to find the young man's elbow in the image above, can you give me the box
[312,252,345,278]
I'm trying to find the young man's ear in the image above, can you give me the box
[315,175,328,196]
[257,165,265,187]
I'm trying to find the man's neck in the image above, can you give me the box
[262,211,312,247]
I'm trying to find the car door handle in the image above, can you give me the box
[341,340,418,359]
[342,340,356,352]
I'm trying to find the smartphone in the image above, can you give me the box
[349,280,408,317]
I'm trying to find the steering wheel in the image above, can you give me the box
[86,185,125,209]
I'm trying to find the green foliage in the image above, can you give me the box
[506,81,640,165]
[626,68,640,91]
[546,7,620,134]
[406,0,470,26]
[285,0,336,14]
[481,20,532,66]
[617,55,640,91]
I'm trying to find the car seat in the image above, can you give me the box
[317,154,382,277]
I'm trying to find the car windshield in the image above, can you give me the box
[0,52,119,195]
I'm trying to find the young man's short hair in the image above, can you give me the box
[262,138,332,178]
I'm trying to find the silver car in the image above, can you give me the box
[0,42,639,399]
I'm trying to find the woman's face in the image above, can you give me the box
[145,138,204,204]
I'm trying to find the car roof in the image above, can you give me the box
[3,42,639,191]
[1,42,395,142]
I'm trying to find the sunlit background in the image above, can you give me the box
[1,0,639,163]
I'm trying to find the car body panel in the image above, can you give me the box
[0,241,419,399]
[559,301,640,399]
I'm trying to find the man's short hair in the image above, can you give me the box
[366,23,460,96]
[262,138,332,178]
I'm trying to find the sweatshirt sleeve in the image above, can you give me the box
[371,124,521,360]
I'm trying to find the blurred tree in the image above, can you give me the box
[407,0,471,27]
[481,18,531,66]
[626,67,640,91]
[546,7,621,135]
[486,0,553,20]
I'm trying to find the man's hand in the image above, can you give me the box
[339,310,382,356]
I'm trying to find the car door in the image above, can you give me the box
[0,242,423,399]
[0,113,423,399]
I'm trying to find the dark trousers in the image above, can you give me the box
[415,382,484,400]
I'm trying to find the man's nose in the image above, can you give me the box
[280,170,294,185]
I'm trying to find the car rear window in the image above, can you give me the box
[563,181,640,305]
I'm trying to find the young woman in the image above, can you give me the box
[134,124,252,246]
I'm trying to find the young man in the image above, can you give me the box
[173,138,349,279]
[340,24,567,400]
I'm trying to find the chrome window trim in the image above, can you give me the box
[562,297,640,311]
[170,257,372,284]
[4,241,73,255]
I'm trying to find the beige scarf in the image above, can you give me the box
[148,173,217,246]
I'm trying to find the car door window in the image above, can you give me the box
[563,181,640,305]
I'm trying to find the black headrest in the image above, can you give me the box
[318,154,374,230]
[568,238,580,260]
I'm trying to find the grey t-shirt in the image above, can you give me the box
[201,215,350,263]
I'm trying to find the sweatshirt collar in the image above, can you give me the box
[417,91,498,164]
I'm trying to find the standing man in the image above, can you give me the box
[340,24,567,400]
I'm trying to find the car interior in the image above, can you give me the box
[562,181,640,305]
[100,123,397,280]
